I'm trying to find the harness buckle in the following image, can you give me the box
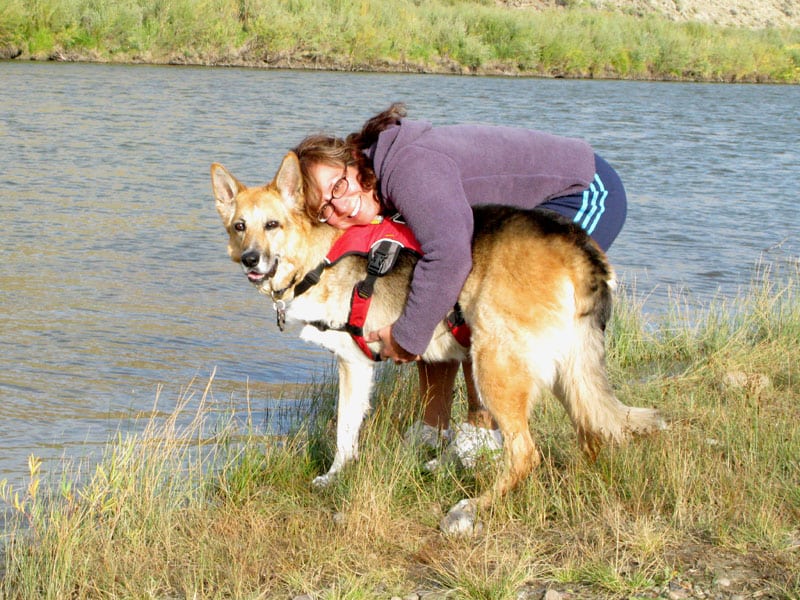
[367,240,403,277]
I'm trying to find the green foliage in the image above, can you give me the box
[0,0,797,81]
[0,0,25,45]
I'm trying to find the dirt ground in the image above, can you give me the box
[500,0,800,29]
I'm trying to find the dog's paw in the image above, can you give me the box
[439,498,483,537]
[312,472,335,488]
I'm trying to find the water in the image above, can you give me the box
[1,62,798,489]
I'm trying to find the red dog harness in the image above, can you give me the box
[292,215,471,361]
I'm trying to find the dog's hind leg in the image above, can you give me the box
[312,357,374,487]
[476,349,543,501]
[440,347,542,535]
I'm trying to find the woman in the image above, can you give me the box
[291,103,627,464]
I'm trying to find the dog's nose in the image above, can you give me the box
[241,250,261,269]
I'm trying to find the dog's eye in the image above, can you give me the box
[233,221,245,232]
[264,220,280,230]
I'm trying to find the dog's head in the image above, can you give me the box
[211,152,321,299]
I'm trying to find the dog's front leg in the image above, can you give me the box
[312,356,374,487]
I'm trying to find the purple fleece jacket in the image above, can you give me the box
[366,119,596,355]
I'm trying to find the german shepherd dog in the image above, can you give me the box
[211,153,664,534]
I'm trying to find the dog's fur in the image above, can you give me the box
[211,153,664,534]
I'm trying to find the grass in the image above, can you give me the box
[1,0,799,82]
[1,259,799,598]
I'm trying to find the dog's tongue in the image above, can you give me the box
[248,271,264,282]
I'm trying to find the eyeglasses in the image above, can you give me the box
[317,165,349,223]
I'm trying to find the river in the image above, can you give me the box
[1,61,798,490]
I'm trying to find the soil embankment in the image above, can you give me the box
[502,0,799,29]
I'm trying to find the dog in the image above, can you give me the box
[210,152,665,534]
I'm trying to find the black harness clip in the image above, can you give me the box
[357,239,405,300]
[367,239,403,277]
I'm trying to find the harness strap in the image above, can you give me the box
[291,216,471,361]
[345,239,403,361]
[345,286,381,361]
[306,315,381,362]
[293,263,325,298]
[446,303,472,348]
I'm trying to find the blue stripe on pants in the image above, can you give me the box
[575,173,608,236]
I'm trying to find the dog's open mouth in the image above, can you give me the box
[247,270,266,283]
[245,258,278,284]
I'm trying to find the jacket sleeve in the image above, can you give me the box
[381,147,474,356]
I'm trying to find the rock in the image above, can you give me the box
[668,578,692,599]
[439,498,484,537]
[0,45,22,60]
[716,577,732,588]
[419,592,451,600]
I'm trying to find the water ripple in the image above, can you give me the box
[0,62,797,488]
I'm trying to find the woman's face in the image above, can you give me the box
[307,162,381,230]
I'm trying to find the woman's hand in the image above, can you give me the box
[366,325,420,363]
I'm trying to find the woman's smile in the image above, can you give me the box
[347,195,362,218]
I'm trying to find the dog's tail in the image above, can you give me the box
[555,317,665,459]
[556,239,665,460]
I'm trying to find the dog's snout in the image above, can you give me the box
[241,250,261,269]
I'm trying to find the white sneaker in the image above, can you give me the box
[450,422,503,468]
[403,420,452,450]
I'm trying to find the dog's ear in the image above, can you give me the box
[211,163,244,224]
[275,152,304,211]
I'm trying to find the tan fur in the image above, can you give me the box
[211,153,665,534]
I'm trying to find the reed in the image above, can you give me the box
[1,260,798,598]
[1,0,799,82]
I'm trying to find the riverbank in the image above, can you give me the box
[2,269,799,598]
[2,0,799,82]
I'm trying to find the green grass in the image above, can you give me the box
[1,0,799,82]
[1,259,799,598]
